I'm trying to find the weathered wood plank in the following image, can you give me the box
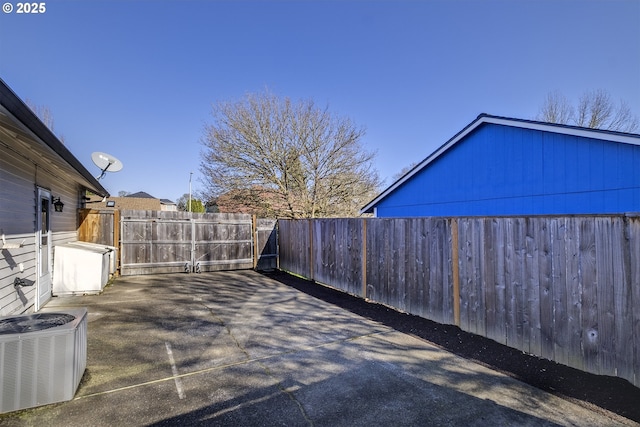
[404,218,416,315]
[525,217,541,356]
[551,218,569,366]
[595,217,616,376]
[537,218,554,360]
[580,218,599,374]
[439,218,454,325]
[458,218,473,333]
[414,219,428,319]
[565,216,584,371]
[494,218,507,345]
[629,216,640,387]
[504,218,518,348]
[613,216,634,383]
[428,219,442,321]
[475,219,487,337]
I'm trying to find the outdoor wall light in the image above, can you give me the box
[53,197,64,212]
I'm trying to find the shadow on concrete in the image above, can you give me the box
[264,270,640,424]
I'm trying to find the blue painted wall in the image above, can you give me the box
[375,123,640,217]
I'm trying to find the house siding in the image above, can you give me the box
[0,139,82,315]
[374,124,640,217]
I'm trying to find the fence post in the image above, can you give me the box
[308,219,314,281]
[452,218,461,327]
[252,214,258,269]
[114,209,121,275]
[362,218,367,299]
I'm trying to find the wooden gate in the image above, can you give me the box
[254,218,278,271]
[119,210,254,276]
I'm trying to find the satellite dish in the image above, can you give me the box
[91,152,123,180]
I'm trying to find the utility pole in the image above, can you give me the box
[188,172,193,212]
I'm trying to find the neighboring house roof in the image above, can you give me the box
[126,191,156,199]
[361,113,640,214]
[86,195,160,210]
[86,192,176,211]
[0,78,109,197]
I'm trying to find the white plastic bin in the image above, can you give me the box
[53,243,111,295]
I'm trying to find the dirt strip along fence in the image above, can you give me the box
[278,215,640,388]
[78,209,277,275]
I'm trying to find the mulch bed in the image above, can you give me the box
[265,270,640,424]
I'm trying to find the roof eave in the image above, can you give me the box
[0,78,110,197]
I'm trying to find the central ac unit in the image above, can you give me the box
[0,308,87,413]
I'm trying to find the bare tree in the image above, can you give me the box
[25,99,66,143]
[200,90,381,218]
[392,162,418,182]
[536,90,574,125]
[536,89,639,133]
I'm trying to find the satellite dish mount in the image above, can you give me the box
[91,152,123,180]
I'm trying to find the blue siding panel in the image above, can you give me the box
[375,123,640,217]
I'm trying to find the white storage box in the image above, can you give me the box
[65,241,118,274]
[53,243,111,295]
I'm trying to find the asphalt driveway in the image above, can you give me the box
[1,271,633,426]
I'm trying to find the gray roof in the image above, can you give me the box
[126,191,156,199]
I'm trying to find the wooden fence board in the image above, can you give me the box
[614,216,634,384]
[428,219,439,323]
[523,218,541,358]
[404,219,417,316]
[474,219,486,337]
[595,217,617,375]
[514,218,527,350]
[551,218,569,366]
[565,217,584,371]
[276,219,308,278]
[458,218,472,332]
[395,219,407,311]
[536,219,554,361]
[504,218,517,348]
[630,217,640,387]
[579,218,599,374]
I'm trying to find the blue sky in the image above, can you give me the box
[1,0,639,204]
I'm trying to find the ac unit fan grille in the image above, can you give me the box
[0,313,75,335]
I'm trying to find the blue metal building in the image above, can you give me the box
[361,114,640,217]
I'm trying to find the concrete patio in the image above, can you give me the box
[0,271,633,426]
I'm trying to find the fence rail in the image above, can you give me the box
[278,215,640,388]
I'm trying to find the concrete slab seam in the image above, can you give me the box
[72,329,396,402]
[165,342,186,400]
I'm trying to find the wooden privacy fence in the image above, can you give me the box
[78,209,119,247]
[77,209,277,276]
[278,215,640,388]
